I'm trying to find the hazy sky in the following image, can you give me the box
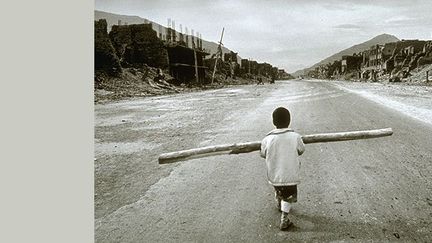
[95,0,432,73]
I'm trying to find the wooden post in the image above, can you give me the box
[211,58,219,84]
[211,28,225,84]
[158,128,393,164]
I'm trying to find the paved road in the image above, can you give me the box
[95,80,432,242]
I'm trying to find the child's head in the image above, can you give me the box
[272,107,291,128]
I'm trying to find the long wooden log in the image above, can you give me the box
[158,128,393,164]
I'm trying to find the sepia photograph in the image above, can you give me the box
[94,0,432,241]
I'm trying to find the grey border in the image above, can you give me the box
[1,0,93,242]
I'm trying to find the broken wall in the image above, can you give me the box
[109,24,168,68]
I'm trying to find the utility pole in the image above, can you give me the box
[211,27,225,84]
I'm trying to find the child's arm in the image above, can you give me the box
[297,135,305,155]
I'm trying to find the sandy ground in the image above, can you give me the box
[95,80,432,242]
[333,81,432,126]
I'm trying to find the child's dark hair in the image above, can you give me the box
[272,107,291,128]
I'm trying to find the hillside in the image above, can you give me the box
[292,34,400,77]
[95,10,233,57]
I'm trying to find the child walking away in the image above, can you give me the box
[260,107,305,230]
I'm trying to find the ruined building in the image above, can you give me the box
[221,51,239,78]
[309,38,432,81]
[378,42,397,72]
[249,61,259,75]
[109,23,168,68]
[240,59,255,76]
[96,17,285,84]
[357,40,430,80]
[162,22,208,83]
[224,51,238,63]
[98,19,210,84]
[341,54,362,74]
[385,40,427,73]
[417,41,432,66]
[94,19,121,76]
[166,44,208,83]
[240,59,249,74]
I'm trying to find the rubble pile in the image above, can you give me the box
[406,64,432,83]
[95,64,181,102]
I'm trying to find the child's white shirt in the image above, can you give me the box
[260,128,305,186]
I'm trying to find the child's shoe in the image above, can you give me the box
[280,212,293,230]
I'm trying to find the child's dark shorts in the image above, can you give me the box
[274,185,297,203]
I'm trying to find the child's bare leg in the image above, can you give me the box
[274,191,282,211]
[274,186,297,230]
[281,200,292,213]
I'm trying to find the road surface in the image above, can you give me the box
[95,80,432,242]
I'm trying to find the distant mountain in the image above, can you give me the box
[95,10,234,58]
[292,33,400,77]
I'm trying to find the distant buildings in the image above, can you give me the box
[309,39,432,81]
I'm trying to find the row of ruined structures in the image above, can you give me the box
[95,19,290,85]
[308,40,432,82]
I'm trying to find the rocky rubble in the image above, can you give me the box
[404,64,432,83]
[95,64,181,102]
